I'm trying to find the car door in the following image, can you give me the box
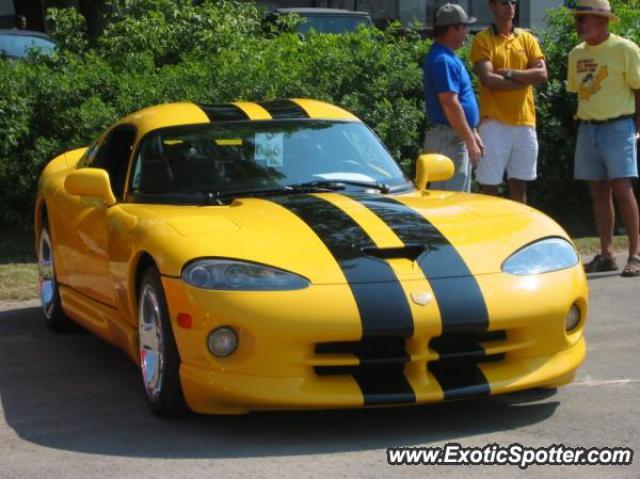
[53,125,136,306]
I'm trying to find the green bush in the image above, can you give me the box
[0,0,429,227]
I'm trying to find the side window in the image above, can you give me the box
[89,126,137,201]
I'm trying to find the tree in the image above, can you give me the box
[45,0,107,41]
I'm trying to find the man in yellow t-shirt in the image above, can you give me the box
[567,0,640,277]
[470,0,547,204]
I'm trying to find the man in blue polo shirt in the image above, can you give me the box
[423,3,483,192]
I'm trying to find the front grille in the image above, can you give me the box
[314,337,408,375]
[429,330,507,363]
[312,330,510,403]
[428,330,508,400]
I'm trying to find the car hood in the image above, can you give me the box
[116,191,571,284]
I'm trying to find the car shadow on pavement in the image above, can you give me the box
[0,304,560,459]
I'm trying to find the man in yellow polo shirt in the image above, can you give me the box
[567,0,640,277]
[470,0,548,204]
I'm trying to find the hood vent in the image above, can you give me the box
[361,244,427,262]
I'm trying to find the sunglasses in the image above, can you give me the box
[500,0,517,5]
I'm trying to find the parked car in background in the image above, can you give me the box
[256,1,565,32]
[264,8,372,34]
[0,29,56,59]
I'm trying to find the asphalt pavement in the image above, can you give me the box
[0,271,638,479]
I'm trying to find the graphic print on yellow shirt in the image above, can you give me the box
[577,62,608,101]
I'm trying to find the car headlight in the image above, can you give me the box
[182,259,310,290]
[502,238,579,275]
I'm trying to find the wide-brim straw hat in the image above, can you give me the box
[568,0,620,22]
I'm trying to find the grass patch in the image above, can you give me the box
[0,227,38,302]
[0,263,38,302]
[572,236,629,256]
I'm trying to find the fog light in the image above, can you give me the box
[208,327,238,357]
[565,304,581,331]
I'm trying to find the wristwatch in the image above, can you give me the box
[505,69,513,80]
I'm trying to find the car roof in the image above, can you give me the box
[117,99,361,137]
[0,29,55,41]
[272,8,371,17]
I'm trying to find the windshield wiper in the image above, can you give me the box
[293,179,390,194]
[199,180,389,205]
[201,185,334,205]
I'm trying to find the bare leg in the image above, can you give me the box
[634,178,640,219]
[508,178,527,204]
[481,184,500,196]
[588,180,615,259]
[610,178,640,257]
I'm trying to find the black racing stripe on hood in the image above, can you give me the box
[348,194,492,400]
[258,100,309,119]
[269,195,413,337]
[199,104,250,122]
[269,194,415,405]
[350,195,489,333]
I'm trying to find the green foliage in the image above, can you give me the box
[529,6,584,221]
[46,7,90,54]
[100,0,263,67]
[0,0,430,227]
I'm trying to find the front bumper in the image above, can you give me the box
[161,266,588,415]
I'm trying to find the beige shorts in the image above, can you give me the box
[423,125,471,192]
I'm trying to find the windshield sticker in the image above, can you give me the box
[316,172,375,182]
[255,133,284,167]
[215,139,243,146]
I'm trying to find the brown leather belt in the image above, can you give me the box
[579,114,634,125]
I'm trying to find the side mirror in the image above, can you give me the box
[415,154,455,191]
[64,168,116,206]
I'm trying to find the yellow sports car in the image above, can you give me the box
[35,99,588,417]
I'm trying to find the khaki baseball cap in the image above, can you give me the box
[434,3,477,26]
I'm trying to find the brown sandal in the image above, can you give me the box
[621,255,640,277]
[584,254,618,273]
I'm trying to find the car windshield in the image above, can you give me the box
[130,120,413,203]
[0,34,56,58]
[297,15,370,34]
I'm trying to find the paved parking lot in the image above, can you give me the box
[0,272,638,478]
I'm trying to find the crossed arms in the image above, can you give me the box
[474,58,548,91]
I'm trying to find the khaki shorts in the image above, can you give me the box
[423,125,471,192]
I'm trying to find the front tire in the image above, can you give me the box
[138,266,188,418]
[38,221,73,332]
